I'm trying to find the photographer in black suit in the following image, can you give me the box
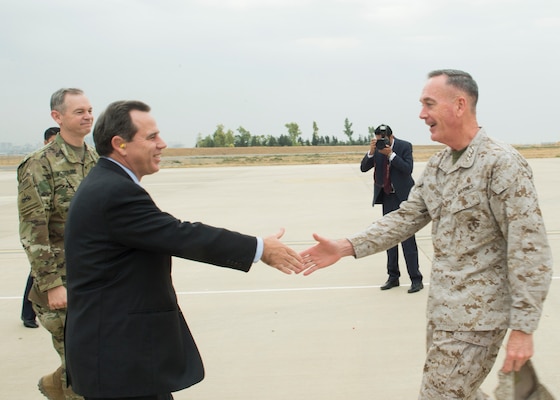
[360,124,423,293]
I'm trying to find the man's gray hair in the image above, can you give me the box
[428,69,478,111]
[50,88,84,113]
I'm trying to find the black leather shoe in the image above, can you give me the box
[408,282,424,294]
[380,279,400,290]
[23,319,39,328]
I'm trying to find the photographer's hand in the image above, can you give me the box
[368,138,377,156]
[379,146,392,157]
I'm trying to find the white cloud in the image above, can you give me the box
[534,16,560,28]
[192,0,316,9]
[362,4,431,25]
[1,0,560,147]
[295,36,362,51]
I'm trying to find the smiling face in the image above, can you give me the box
[418,75,463,147]
[123,110,167,180]
[51,93,93,139]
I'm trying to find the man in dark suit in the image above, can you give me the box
[64,100,303,400]
[360,124,423,293]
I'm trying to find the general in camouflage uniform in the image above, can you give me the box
[300,70,553,399]
[18,88,98,400]
[349,128,552,398]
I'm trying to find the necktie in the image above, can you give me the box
[383,157,392,195]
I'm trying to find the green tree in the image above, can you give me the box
[368,126,376,138]
[284,122,301,146]
[312,121,319,146]
[196,132,214,147]
[343,118,354,144]
[278,134,293,146]
[212,125,227,147]
[235,126,252,147]
[213,124,235,147]
[251,135,265,146]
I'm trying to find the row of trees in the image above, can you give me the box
[196,119,376,148]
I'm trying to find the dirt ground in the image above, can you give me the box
[159,144,560,168]
[1,144,559,168]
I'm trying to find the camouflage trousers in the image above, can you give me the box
[419,324,507,399]
[33,302,84,400]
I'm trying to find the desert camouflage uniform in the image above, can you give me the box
[18,134,98,399]
[348,128,553,399]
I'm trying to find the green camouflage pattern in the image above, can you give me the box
[17,134,98,294]
[18,134,96,399]
[33,303,83,399]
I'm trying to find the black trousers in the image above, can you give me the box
[21,274,36,321]
[380,192,422,283]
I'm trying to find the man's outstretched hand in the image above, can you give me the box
[261,228,304,274]
[299,233,353,276]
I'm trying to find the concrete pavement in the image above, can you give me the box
[0,159,558,399]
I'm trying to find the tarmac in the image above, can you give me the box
[0,159,558,399]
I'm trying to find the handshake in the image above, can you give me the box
[262,228,350,276]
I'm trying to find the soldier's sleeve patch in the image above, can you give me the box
[18,178,39,216]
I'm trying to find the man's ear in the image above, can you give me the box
[455,96,467,116]
[51,110,62,125]
[112,136,127,153]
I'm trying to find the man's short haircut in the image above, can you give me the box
[50,88,84,113]
[93,100,151,156]
[428,69,479,111]
[44,126,60,142]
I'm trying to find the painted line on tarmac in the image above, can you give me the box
[2,277,560,300]
[0,284,424,300]
[176,278,560,296]
[176,285,418,296]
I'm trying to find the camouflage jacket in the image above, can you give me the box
[349,128,552,333]
[18,134,98,294]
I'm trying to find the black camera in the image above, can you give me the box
[376,135,390,150]
[375,124,392,150]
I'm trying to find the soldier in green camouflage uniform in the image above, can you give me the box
[300,70,553,399]
[18,88,98,400]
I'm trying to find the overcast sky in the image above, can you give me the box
[2,0,559,148]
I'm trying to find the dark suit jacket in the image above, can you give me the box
[65,158,258,398]
[360,137,415,206]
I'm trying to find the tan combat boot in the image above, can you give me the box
[38,366,64,400]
